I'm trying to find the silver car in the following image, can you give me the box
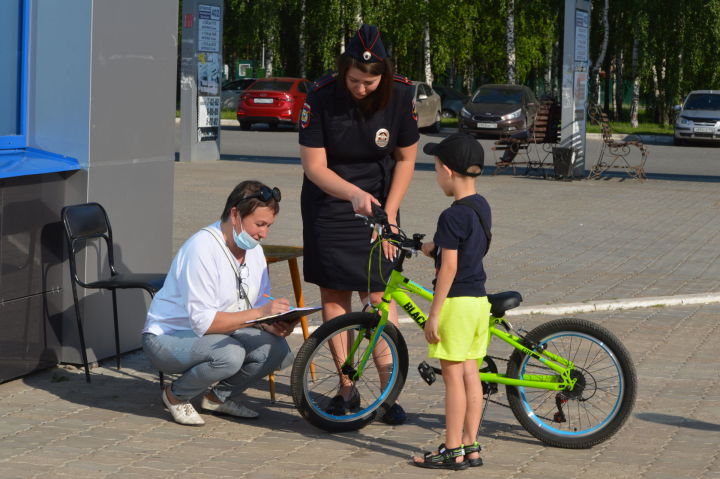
[412,81,442,133]
[673,90,720,145]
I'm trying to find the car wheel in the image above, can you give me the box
[441,109,455,119]
[673,137,685,146]
[239,120,251,131]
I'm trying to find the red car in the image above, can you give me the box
[236,77,311,130]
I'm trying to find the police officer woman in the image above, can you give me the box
[299,24,419,424]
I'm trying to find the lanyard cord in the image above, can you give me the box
[202,227,251,310]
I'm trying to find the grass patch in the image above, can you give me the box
[586,121,672,136]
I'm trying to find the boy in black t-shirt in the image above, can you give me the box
[412,133,491,470]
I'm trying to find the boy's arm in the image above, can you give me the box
[425,248,458,344]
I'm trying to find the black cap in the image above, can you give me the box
[423,133,484,177]
[347,24,388,63]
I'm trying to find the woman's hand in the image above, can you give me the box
[258,298,291,318]
[350,189,380,217]
[375,211,399,260]
[263,319,298,337]
[424,315,441,344]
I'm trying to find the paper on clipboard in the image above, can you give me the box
[246,306,322,326]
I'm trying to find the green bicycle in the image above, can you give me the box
[290,209,637,449]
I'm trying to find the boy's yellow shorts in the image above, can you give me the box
[428,296,491,362]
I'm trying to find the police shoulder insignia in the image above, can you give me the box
[300,102,311,128]
[393,73,412,85]
[311,73,337,92]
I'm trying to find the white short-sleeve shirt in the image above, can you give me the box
[143,222,270,337]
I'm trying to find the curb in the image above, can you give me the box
[505,291,720,317]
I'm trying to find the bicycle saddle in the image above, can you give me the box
[487,291,523,318]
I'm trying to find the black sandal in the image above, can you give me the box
[463,441,483,467]
[412,443,469,470]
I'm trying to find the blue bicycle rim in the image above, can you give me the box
[518,332,623,437]
[305,325,400,422]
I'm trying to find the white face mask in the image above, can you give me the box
[233,215,260,250]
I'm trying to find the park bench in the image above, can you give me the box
[586,104,649,181]
[493,99,561,177]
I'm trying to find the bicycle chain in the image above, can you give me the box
[483,355,512,410]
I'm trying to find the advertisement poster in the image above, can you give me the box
[574,10,589,63]
[198,52,220,95]
[198,4,220,52]
[198,95,220,141]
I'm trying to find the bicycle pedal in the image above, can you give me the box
[417,361,436,385]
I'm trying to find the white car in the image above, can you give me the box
[673,90,720,145]
[412,81,442,133]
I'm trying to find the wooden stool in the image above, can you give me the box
[264,245,310,402]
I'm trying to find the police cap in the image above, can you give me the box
[346,24,388,63]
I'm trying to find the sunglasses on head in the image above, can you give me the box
[238,186,281,204]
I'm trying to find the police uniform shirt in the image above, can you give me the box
[298,74,420,290]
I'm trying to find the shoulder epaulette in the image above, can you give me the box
[311,73,337,92]
[393,73,412,85]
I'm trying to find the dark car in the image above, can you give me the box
[433,85,470,118]
[458,84,538,137]
[236,77,311,130]
[221,78,256,110]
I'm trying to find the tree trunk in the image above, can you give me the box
[629,38,640,128]
[506,0,516,84]
[298,0,306,78]
[615,50,623,121]
[423,17,433,86]
[590,0,609,105]
[265,35,274,77]
[449,60,456,89]
[464,62,475,95]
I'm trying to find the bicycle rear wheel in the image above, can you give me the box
[506,318,637,448]
[291,312,408,432]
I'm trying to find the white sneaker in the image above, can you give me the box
[201,396,259,419]
[162,387,205,426]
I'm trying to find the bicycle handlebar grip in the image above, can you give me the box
[370,204,388,224]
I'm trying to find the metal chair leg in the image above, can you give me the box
[111,289,121,370]
[70,282,91,383]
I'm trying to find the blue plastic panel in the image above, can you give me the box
[0,148,81,179]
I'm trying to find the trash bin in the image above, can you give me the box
[552,147,574,179]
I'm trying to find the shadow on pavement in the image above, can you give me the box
[636,412,720,432]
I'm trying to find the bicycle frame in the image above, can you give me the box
[344,268,578,392]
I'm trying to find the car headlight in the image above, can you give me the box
[460,107,472,119]
[502,109,522,121]
[677,116,691,126]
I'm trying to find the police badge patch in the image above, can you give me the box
[300,102,311,128]
[375,128,390,148]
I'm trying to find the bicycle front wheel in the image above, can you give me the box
[506,318,637,448]
[290,312,408,432]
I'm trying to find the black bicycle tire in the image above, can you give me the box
[290,312,409,432]
[505,318,637,448]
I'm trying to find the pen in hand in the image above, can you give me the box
[263,293,294,310]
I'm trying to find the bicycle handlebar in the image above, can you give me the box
[355,206,425,256]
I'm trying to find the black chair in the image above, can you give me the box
[61,202,166,383]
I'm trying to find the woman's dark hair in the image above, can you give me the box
[221,180,280,221]
[336,53,394,117]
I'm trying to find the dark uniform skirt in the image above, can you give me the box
[301,160,395,292]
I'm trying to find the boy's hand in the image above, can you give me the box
[424,315,441,344]
[421,241,436,258]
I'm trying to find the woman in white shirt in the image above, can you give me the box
[142,181,296,426]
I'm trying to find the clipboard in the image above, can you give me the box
[245,306,322,326]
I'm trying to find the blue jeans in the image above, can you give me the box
[142,328,291,402]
